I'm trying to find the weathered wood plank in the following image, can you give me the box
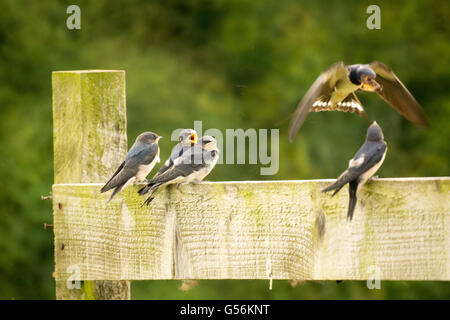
[52,178,450,281]
[52,70,127,184]
[52,70,130,299]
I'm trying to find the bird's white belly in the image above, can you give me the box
[136,153,160,180]
[192,167,213,182]
[184,159,217,183]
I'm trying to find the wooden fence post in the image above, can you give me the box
[52,70,130,300]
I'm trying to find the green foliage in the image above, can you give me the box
[0,0,448,299]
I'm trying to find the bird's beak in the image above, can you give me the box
[189,133,198,145]
[360,78,381,92]
[157,136,162,141]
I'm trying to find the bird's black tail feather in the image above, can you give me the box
[141,187,161,207]
[142,195,156,206]
[101,161,125,194]
[347,180,358,221]
[138,183,163,206]
[138,182,158,195]
[322,181,345,197]
[107,184,125,202]
[101,182,114,194]
[138,185,150,195]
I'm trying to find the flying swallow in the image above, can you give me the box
[288,61,429,141]
[138,135,219,206]
[101,132,162,202]
[322,121,387,221]
[153,128,197,178]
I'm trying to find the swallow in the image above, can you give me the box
[138,135,219,206]
[288,61,429,141]
[101,132,162,202]
[153,128,197,178]
[322,121,387,221]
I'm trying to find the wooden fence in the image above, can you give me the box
[51,70,450,299]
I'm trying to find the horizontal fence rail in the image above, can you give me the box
[52,177,450,282]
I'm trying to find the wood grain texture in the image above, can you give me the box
[52,177,450,281]
[52,70,130,299]
[52,70,127,184]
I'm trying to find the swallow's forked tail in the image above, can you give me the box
[138,185,149,196]
[106,183,125,202]
[139,182,163,207]
[321,180,345,197]
[142,194,156,207]
[138,182,157,196]
[347,180,358,221]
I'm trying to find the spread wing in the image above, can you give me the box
[289,62,347,141]
[369,61,429,127]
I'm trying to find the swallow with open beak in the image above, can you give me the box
[153,128,198,178]
[288,61,429,141]
[322,122,387,221]
[138,135,219,206]
[101,132,162,202]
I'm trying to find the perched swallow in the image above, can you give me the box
[101,132,162,201]
[138,135,219,206]
[153,128,197,178]
[322,122,387,221]
[289,61,429,141]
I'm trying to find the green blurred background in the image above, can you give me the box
[0,0,449,299]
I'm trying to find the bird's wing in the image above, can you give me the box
[322,142,387,193]
[146,150,207,185]
[369,61,429,127]
[125,143,159,169]
[103,144,159,191]
[148,165,194,186]
[289,62,347,141]
[124,141,146,161]
[102,142,156,192]
[101,161,125,193]
[154,144,185,178]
